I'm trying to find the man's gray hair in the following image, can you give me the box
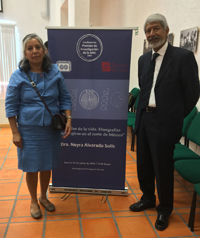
[22,33,45,53]
[144,13,169,32]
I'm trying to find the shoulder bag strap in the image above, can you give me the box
[26,72,54,118]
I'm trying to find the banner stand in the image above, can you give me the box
[47,27,135,197]
[49,184,128,196]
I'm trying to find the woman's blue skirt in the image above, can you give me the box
[17,125,61,172]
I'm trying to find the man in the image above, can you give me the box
[129,13,199,231]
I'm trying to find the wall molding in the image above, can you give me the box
[0,124,10,128]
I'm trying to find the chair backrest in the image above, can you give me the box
[134,93,140,112]
[130,87,140,98]
[128,88,140,111]
[182,106,197,136]
[194,183,200,197]
[187,112,200,146]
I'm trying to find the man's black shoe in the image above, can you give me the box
[155,214,169,231]
[129,201,156,212]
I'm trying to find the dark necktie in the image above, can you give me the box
[140,53,159,109]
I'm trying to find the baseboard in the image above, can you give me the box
[0,124,10,128]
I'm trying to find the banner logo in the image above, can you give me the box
[102,62,129,72]
[76,34,103,62]
[57,61,72,72]
[111,92,126,108]
[79,89,99,110]
[102,62,111,72]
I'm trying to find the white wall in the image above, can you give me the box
[0,0,65,61]
[61,0,68,26]
[0,0,49,56]
[90,0,200,110]
[49,0,65,27]
[0,0,64,124]
[68,0,90,26]
[130,0,200,102]
[90,0,102,26]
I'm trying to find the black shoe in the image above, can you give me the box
[129,201,156,212]
[155,214,169,231]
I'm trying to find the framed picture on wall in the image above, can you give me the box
[180,26,198,52]
[143,39,151,54]
[168,33,174,45]
[0,0,3,12]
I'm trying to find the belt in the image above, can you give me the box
[145,106,156,113]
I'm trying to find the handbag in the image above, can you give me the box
[26,73,67,130]
[52,113,67,130]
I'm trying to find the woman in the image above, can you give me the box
[5,34,72,219]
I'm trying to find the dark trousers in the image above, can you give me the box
[136,110,175,216]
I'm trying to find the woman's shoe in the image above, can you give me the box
[30,204,42,219]
[39,198,55,212]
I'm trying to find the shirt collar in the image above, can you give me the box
[152,41,168,57]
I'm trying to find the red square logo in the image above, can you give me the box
[102,62,111,72]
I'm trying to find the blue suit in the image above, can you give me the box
[5,64,71,125]
[5,64,71,172]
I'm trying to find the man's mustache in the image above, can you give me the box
[148,36,161,41]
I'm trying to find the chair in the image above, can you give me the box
[182,106,197,146]
[174,160,200,231]
[127,89,140,127]
[130,96,139,151]
[127,96,139,127]
[128,87,140,112]
[188,183,200,231]
[173,111,200,162]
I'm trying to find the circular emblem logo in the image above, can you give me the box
[79,89,99,110]
[76,34,103,62]
[111,92,126,108]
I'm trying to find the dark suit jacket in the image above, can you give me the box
[135,43,200,146]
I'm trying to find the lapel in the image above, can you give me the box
[144,51,152,72]
[155,44,174,87]
[141,51,152,83]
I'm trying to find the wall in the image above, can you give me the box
[0,0,65,67]
[0,0,49,55]
[90,0,200,154]
[129,0,200,111]
[0,0,64,124]
[61,0,68,26]
[49,0,65,27]
[90,0,102,26]
[90,0,200,110]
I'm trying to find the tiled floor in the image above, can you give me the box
[0,127,200,238]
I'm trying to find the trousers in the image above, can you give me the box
[136,110,175,216]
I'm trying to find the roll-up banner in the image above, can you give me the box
[47,27,134,195]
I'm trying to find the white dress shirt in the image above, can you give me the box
[148,41,168,106]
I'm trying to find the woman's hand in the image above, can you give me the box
[13,132,23,148]
[63,120,72,139]
[8,117,23,148]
